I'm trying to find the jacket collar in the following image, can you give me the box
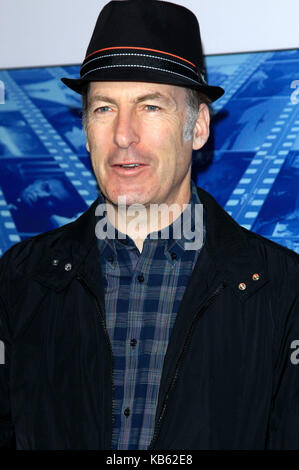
[32,186,268,299]
[199,187,268,301]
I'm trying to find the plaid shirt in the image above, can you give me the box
[96,179,205,450]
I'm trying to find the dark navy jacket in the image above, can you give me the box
[0,187,299,450]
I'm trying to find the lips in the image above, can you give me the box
[110,163,149,175]
[112,163,147,167]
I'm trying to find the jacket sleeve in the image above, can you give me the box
[0,296,15,449]
[266,272,299,449]
[0,247,16,449]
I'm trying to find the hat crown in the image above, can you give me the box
[61,0,225,102]
[85,0,204,69]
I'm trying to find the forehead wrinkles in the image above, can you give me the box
[88,82,186,109]
[90,92,171,106]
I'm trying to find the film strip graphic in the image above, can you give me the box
[46,65,75,82]
[224,101,298,228]
[0,186,20,254]
[212,52,270,112]
[0,70,99,254]
[0,51,298,255]
[209,50,299,252]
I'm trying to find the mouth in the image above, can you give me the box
[111,163,149,175]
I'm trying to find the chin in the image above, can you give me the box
[107,190,149,207]
[115,196,144,207]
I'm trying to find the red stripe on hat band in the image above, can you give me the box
[84,46,196,69]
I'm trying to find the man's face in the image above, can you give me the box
[86,81,209,208]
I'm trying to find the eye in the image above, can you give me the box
[145,105,160,112]
[94,106,111,113]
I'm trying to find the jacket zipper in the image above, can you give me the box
[147,281,227,450]
[76,273,114,450]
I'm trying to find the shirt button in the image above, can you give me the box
[51,258,59,266]
[171,252,177,260]
[107,256,114,263]
[137,274,144,283]
[124,408,130,417]
[64,263,72,271]
[130,338,137,347]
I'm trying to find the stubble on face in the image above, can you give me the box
[86,81,194,213]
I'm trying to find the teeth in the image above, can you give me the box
[120,164,140,168]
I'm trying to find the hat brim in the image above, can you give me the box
[61,68,224,102]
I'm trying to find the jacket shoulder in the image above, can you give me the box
[242,224,298,261]
[0,197,98,278]
[197,185,299,275]
[241,225,299,285]
[0,222,72,273]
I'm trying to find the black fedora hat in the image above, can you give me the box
[61,0,224,102]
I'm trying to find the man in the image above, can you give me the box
[0,0,299,450]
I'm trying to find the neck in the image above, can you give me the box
[105,185,192,253]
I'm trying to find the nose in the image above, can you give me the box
[113,108,140,149]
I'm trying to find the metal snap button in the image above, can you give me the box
[64,263,72,271]
[252,273,260,281]
[238,282,246,291]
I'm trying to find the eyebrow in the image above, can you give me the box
[135,92,172,105]
[89,92,174,106]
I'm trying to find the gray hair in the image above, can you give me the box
[183,88,212,141]
[81,83,211,141]
[82,83,90,133]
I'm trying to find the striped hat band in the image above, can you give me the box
[80,47,208,88]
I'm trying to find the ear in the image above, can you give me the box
[192,103,210,150]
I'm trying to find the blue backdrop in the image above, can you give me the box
[0,49,298,255]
